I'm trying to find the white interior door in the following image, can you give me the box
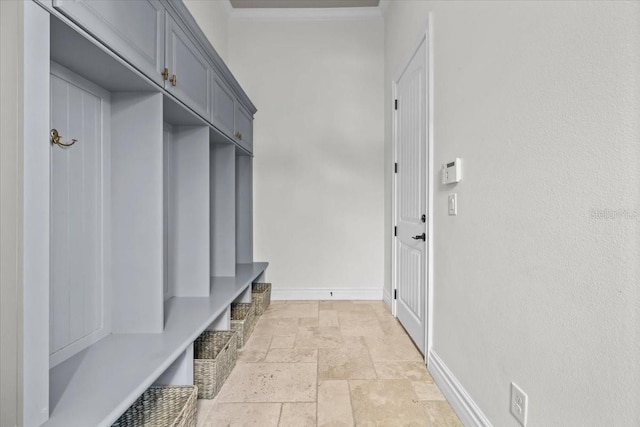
[50,63,110,367]
[394,39,427,354]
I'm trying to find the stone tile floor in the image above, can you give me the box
[196,300,462,426]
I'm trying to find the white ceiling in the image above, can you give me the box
[230,0,380,8]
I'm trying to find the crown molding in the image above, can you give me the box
[229,6,384,21]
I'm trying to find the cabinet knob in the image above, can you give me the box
[170,74,177,86]
[162,68,169,81]
[238,132,242,141]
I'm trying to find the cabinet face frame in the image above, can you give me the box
[53,0,165,85]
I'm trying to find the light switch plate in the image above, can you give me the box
[448,193,457,216]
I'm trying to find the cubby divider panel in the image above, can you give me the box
[168,126,211,297]
[111,92,164,333]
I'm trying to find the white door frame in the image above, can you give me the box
[391,22,434,360]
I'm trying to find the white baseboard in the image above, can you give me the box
[271,287,383,301]
[383,287,393,308]
[428,350,492,427]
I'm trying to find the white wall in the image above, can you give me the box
[0,1,23,425]
[228,17,385,298]
[385,1,640,426]
[183,0,229,62]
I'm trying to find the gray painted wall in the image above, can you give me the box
[385,1,640,425]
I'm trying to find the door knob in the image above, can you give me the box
[412,233,426,241]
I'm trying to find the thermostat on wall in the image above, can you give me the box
[442,158,462,184]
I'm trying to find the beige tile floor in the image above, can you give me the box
[197,300,462,427]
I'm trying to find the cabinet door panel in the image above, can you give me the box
[165,15,211,119]
[212,77,235,138]
[54,0,165,85]
[235,105,253,153]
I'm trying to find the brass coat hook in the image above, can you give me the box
[50,129,77,147]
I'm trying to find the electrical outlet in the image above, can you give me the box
[510,382,528,426]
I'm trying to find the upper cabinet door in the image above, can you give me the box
[211,77,236,138]
[235,104,253,153]
[165,15,212,120]
[53,0,165,85]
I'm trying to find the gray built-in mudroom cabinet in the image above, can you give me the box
[20,1,267,426]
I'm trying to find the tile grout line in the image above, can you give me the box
[276,402,283,426]
[315,304,320,426]
[315,346,320,426]
[347,379,357,425]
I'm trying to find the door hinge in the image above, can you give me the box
[394,163,398,174]
[394,226,397,237]
[394,289,397,300]
[394,99,398,110]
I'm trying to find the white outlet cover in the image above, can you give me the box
[510,382,528,426]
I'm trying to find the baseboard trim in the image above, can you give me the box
[382,287,393,308]
[428,350,493,427]
[271,288,383,301]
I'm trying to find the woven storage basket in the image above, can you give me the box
[194,331,238,399]
[230,302,256,349]
[111,385,197,427]
[251,283,271,316]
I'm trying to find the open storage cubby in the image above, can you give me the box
[236,150,254,266]
[163,117,211,299]
[23,2,267,426]
[210,142,236,277]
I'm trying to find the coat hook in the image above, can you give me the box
[50,128,77,147]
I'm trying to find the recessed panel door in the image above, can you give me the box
[234,104,253,153]
[165,15,212,120]
[395,39,427,355]
[212,77,236,138]
[50,64,110,367]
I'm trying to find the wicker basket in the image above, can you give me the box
[230,302,256,349]
[111,385,197,427]
[252,283,271,316]
[194,331,238,399]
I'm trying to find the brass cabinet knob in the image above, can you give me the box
[162,67,169,81]
[170,74,177,86]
